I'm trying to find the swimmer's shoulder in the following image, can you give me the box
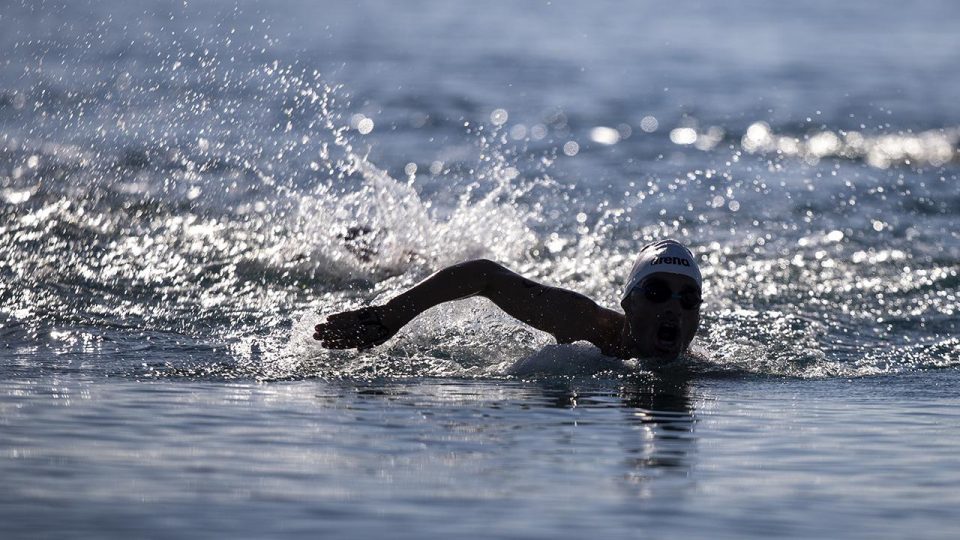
[591,305,625,356]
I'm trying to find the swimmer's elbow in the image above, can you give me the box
[448,258,526,302]
[461,258,506,273]
[459,259,511,285]
[463,259,520,296]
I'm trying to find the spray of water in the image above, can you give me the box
[3,25,958,381]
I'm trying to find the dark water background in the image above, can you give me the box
[2,1,959,538]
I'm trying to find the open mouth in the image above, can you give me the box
[655,321,680,348]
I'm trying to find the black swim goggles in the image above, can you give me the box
[637,278,702,310]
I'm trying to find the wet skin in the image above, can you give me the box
[313,259,702,361]
[617,273,702,360]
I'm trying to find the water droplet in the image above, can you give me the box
[489,108,509,126]
[640,116,658,133]
[357,118,374,135]
[589,126,620,145]
[669,128,697,145]
[509,124,527,140]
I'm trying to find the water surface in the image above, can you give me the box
[2,1,959,537]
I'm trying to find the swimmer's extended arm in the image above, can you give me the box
[313,259,623,350]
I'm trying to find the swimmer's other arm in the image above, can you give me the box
[313,259,623,351]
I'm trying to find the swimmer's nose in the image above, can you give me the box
[657,310,680,322]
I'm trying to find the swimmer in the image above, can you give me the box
[313,239,702,360]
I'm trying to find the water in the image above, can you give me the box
[4,373,960,539]
[2,0,959,537]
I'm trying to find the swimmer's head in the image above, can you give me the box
[620,240,702,360]
[621,239,701,303]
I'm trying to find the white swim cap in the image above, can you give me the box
[621,239,702,302]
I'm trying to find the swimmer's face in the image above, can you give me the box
[621,273,701,360]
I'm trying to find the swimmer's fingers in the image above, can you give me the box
[322,310,363,323]
[313,322,372,346]
[314,309,363,337]
[313,318,360,340]
[314,307,379,331]
[324,306,390,323]
[313,307,394,349]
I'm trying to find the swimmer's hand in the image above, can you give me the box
[313,305,403,349]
